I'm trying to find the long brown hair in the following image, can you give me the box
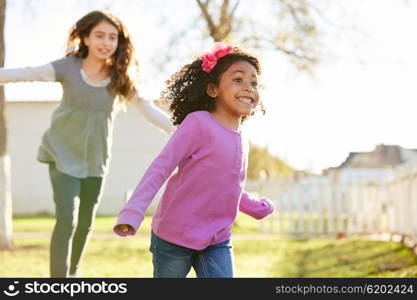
[66,10,138,100]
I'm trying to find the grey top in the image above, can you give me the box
[37,57,118,178]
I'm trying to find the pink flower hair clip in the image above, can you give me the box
[201,42,233,73]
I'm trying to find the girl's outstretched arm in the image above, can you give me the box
[113,113,201,237]
[239,191,275,219]
[0,63,55,85]
[131,95,176,134]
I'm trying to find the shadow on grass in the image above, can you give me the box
[273,237,417,277]
[5,244,47,252]
[13,212,54,219]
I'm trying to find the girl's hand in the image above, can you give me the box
[118,224,133,233]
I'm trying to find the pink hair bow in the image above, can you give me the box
[201,42,233,73]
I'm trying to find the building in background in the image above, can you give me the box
[323,144,417,182]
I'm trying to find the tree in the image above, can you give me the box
[195,0,320,71]
[152,0,321,73]
[247,144,294,180]
[0,0,12,250]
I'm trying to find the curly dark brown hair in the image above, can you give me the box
[162,46,265,126]
[66,10,139,100]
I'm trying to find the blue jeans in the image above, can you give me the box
[150,231,234,278]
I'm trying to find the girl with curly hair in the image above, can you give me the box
[0,10,175,277]
[114,43,274,278]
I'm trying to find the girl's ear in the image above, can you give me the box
[206,83,218,98]
[83,36,90,47]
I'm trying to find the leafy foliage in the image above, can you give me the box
[247,143,294,180]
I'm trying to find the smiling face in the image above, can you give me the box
[83,21,119,61]
[208,60,259,120]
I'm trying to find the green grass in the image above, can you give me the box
[12,213,260,235]
[2,214,417,277]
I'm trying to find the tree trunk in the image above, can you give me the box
[0,0,12,250]
[0,155,12,250]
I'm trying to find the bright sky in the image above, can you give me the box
[4,0,417,173]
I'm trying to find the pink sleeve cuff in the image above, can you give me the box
[264,197,275,211]
[113,210,144,237]
[257,197,275,218]
[239,194,275,220]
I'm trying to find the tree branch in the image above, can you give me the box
[196,0,218,39]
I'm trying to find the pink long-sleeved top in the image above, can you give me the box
[114,110,274,250]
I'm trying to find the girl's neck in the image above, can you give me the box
[211,110,241,132]
[81,55,110,80]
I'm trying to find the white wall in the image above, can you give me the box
[8,101,170,216]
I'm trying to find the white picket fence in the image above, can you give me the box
[246,160,417,242]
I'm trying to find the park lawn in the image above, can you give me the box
[2,214,417,277]
[12,212,261,235]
